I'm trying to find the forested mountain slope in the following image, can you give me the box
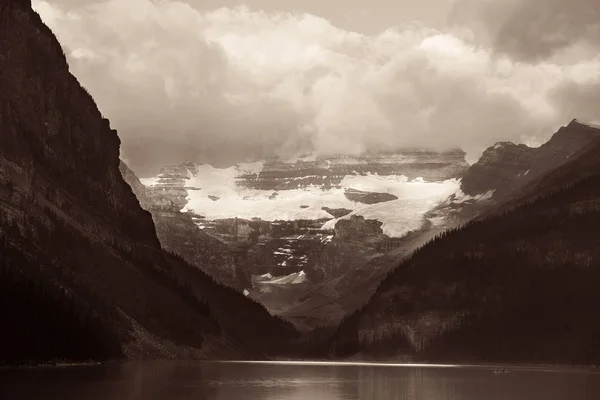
[332,171,600,364]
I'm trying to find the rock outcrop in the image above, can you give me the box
[460,142,534,196]
[344,189,398,204]
[334,216,384,240]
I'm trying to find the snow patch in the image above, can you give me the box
[182,185,350,221]
[237,161,265,175]
[451,189,496,203]
[427,216,446,227]
[261,270,308,285]
[145,163,462,238]
[320,234,334,244]
[322,178,461,237]
[140,176,161,187]
[284,153,318,163]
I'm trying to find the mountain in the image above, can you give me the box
[430,119,600,227]
[460,119,600,203]
[0,0,295,365]
[125,152,470,329]
[132,120,600,331]
[330,122,600,364]
[493,121,600,213]
[119,162,244,289]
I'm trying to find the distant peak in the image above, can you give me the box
[492,141,515,149]
[486,141,529,152]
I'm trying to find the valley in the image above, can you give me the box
[124,119,600,331]
[124,151,471,328]
[3,0,600,369]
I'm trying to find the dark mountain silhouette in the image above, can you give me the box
[0,0,296,366]
[331,139,600,364]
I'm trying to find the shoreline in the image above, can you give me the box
[3,358,599,372]
[222,359,600,372]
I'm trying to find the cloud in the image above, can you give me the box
[450,0,600,62]
[34,0,600,176]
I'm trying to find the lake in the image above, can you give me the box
[1,361,599,399]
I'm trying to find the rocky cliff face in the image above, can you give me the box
[460,142,534,196]
[434,119,600,225]
[0,0,159,250]
[461,119,600,199]
[0,1,294,364]
[238,150,467,190]
[120,162,242,288]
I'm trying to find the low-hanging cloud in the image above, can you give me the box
[34,0,600,176]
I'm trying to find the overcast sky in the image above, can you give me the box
[34,0,600,176]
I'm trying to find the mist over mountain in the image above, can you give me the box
[33,0,600,176]
[123,119,600,334]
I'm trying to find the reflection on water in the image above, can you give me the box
[1,361,599,400]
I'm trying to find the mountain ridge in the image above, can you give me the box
[461,118,600,199]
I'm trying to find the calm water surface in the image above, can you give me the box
[1,361,599,400]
